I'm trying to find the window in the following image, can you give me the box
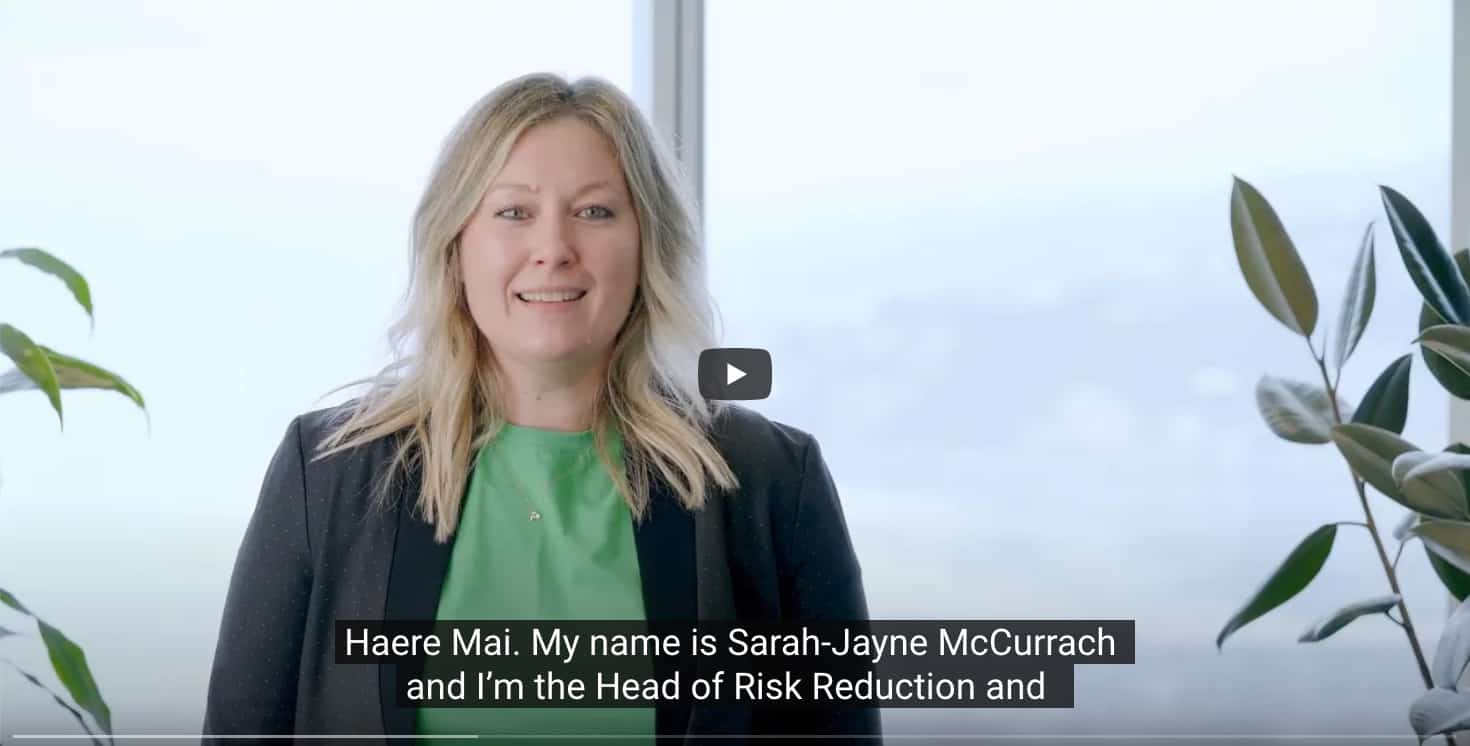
[706,0,1449,735]
[0,1,633,731]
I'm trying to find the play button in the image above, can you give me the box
[699,348,771,400]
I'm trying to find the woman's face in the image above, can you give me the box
[459,116,641,373]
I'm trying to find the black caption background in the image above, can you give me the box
[334,619,1134,709]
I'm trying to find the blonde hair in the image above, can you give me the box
[317,72,738,542]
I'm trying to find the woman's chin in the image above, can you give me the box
[504,339,610,369]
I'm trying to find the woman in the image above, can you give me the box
[202,72,878,743]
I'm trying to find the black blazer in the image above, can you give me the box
[202,401,881,743]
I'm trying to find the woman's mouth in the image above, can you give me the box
[515,289,587,303]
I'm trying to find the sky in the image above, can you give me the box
[0,0,1459,739]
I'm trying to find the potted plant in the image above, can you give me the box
[1,247,146,745]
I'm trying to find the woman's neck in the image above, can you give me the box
[494,356,606,432]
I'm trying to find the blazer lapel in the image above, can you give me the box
[379,456,450,737]
[632,473,696,737]
[378,444,705,739]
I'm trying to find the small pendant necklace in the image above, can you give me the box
[494,445,590,522]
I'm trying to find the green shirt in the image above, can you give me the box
[415,423,655,743]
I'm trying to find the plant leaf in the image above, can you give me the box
[1331,424,1468,519]
[1413,519,1470,576]
[1230,177,1318,336]
[0,588,111,736]
[1422,304,1470,399]
[0,659,100,745]
[1434,594,1470,688]
[1217,524,1336,649]
[1431,548,1470,601]
[1418,251,1470,398]
[1332,222,1376,371]
[1394,451,1437,485]
[1417,250,1470,400]
[1384,185,1470,326]
[1411,687,1470,738]
[0,346,145,415]
[0,586,33,615]
[1255,376,1346,444]
[1350,354,1411,434]
[1398,452,1470,486]
[1422,446,1470,601]
[1418,325,1470,391]
[1396,511,1421,541]
[0,248,93,328]
[1298,593,1399,642]
[38,621,111,734]
[0,324,62,426]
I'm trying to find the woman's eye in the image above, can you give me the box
[495,206,528,220]
[578,205,613,219]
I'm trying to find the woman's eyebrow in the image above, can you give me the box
[485,180,617,196]
[573,180,616,196]
[487,182,537,193]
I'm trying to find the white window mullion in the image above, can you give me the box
[1453,2,1470,445]
[633,0,706,224]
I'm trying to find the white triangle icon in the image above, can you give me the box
[726,363,747,385]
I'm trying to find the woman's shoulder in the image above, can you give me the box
[707,402,823,484]
[292,398,368,447]
[281,399,825,486]
[278,398,406,482]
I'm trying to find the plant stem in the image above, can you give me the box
[1314,353,1444,697]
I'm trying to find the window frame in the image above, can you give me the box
[1453,2,1470,444]
[633,0,706,227]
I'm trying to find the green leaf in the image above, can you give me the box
[0,346,145,414]
[1330,424,1469,519]
[1448,442,1470,495]
[0,660,101,745]
[38,621,111,735]
[0,248,94,328]
[1383,185,1470,326]
[1424,447,1470,600]
[1418,325,1470,383]
[0,588,112,736]
[1411,519,1470,577]
[1421,302,1470,399]
[1230,177,1319,336]
[1431,547,1470,601]
[1418,250,1470,399]
[0,324,62,426]
[1396,451,1470,486]
[1350,354,1411,434]
[1298,593,1399,642]
[1217,524,1336,649]
[0,586,33,615]
[1411,326,1470,409]
[1332,222,1376,372]
[1395,511,1421,541]
[1410,687,1470,739]
[1435,594,1470,688]
[1254,375,1346,444]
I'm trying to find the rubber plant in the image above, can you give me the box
[1221,177,1470,743]
[1,247,146,745]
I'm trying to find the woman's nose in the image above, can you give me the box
[530,217,576,266]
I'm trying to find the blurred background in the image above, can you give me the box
[0,0,1457,739]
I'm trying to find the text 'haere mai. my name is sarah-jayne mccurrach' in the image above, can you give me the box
[333,619,1136,708]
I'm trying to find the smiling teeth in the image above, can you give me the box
[518,290,586,302]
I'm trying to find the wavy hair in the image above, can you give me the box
[316,72,738,542]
